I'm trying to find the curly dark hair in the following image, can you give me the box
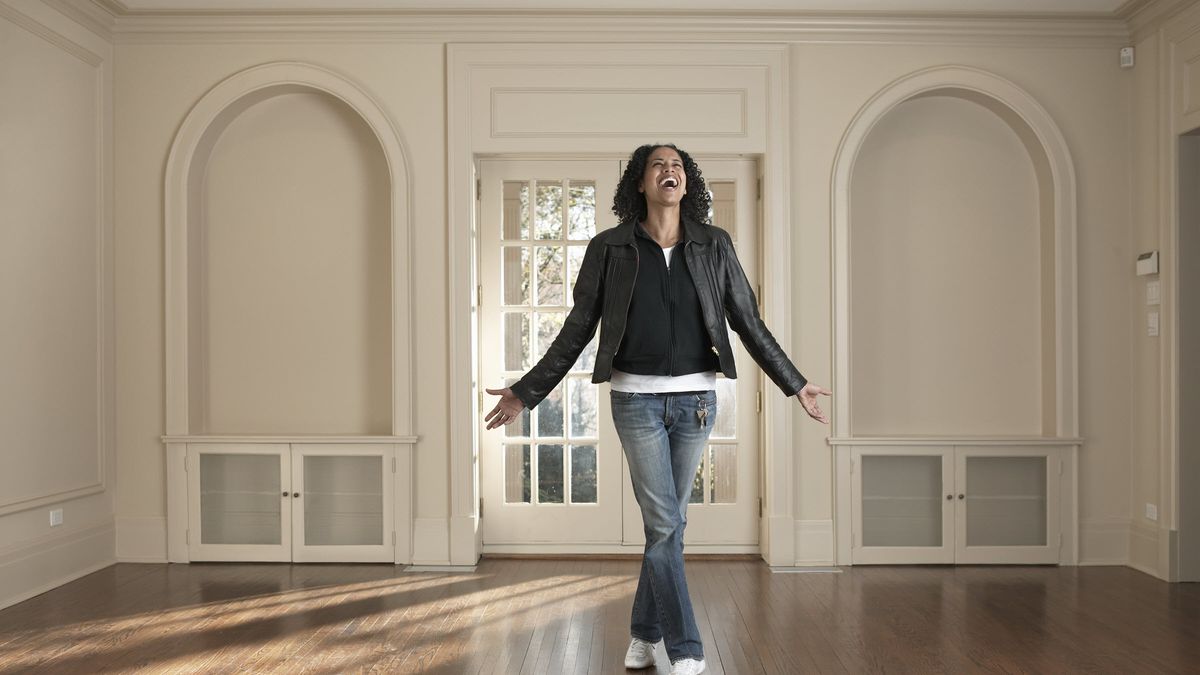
[612,144,712,225]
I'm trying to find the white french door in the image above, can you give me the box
[478,159,622,549]
[478,157,762,553]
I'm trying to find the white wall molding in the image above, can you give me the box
[793,519,835,565]
[115,516,166,562]
[0,518,115,611]
[448,43,793,565]
[44,0,117,42]
[79,10,1128,46]
[1127,518,1161,574]
[1118,0,1199,42]
[412,517,451,565]
[1077,517,1131,565]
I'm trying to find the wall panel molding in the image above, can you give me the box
[793,519,835,565]
[0,0,114,519]
[490,87,748,138]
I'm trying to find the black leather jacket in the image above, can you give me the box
[510,216,807,410]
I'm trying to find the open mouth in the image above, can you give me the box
[659,176,679,190]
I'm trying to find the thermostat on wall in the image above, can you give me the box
[1137,251,1159,276]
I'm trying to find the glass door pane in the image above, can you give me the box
[188,444,291,562]
[860,455,943,547]
[291,444,393,563]
[199,453,282,545]
[964,456,1047,547]
[302,455,384,546]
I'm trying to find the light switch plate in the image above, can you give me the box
[1146,503,1158,521]
[1148,311,1160,337]
[1147,280,1160,305]
[50,509,63,527]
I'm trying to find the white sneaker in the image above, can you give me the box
[623,637,658,668]
[669,657,706,675]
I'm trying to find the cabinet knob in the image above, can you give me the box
[958,493,965,500]
[293,492,301,498]
[282,491,289,497]
[946,494,953,500]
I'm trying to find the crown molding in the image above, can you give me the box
[77,8,1128,46]
[44,0,116,40]
[1116,0,1198,41]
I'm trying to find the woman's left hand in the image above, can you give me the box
[795,383,832,424]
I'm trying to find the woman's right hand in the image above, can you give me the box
[484,387,526,431]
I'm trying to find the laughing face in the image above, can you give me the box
[638,146,687,208]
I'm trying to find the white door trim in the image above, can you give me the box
[447,43,795,565]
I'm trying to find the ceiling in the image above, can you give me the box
[99,0,1132,15]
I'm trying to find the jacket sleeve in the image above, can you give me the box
[509,234,606,409]
[718,229,808,397]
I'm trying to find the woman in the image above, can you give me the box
[484,144,830,675]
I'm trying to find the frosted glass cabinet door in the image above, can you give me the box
[291,444,395,563]
[955,448,1061,564]
[851,448,954,564]
[187,444,291,562]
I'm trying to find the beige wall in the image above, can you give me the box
[1127,0,1200,580]
[0,1,116,609]
[21,7,1154,570]
[1130,28,1164,575]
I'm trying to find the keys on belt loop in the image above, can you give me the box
[697,403,708,428]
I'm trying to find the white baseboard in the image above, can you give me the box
[412,517,450,565]
[1078,517,1130,565]
[449,514,478,565]
[0,518,116,611]
[794,519,835,565]
[764,516,794,566]
[116,516,167,562]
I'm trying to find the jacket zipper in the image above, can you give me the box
[666,244,676,375]
[611,242,638,357]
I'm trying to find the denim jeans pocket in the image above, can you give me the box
[610,390,640,401]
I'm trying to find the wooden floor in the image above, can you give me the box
[0,559,1197,674]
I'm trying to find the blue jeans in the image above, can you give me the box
[610,389,717,664]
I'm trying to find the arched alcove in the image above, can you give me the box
[849,89,1053,436]
[164,62,414,438]
[832,66,1079,440]
[191,89,390,434]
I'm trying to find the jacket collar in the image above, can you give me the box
[610,214,713,246]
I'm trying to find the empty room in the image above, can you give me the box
[1,0,1198,672]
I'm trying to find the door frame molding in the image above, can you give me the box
[447,43,798,565]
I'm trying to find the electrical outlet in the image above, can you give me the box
[49,509,63,527]
[1146,503,1158,521]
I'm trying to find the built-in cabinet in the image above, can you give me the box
[166,439,414,563]
[834,440,1079,565]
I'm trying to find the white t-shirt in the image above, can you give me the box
[610,244,718,393]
